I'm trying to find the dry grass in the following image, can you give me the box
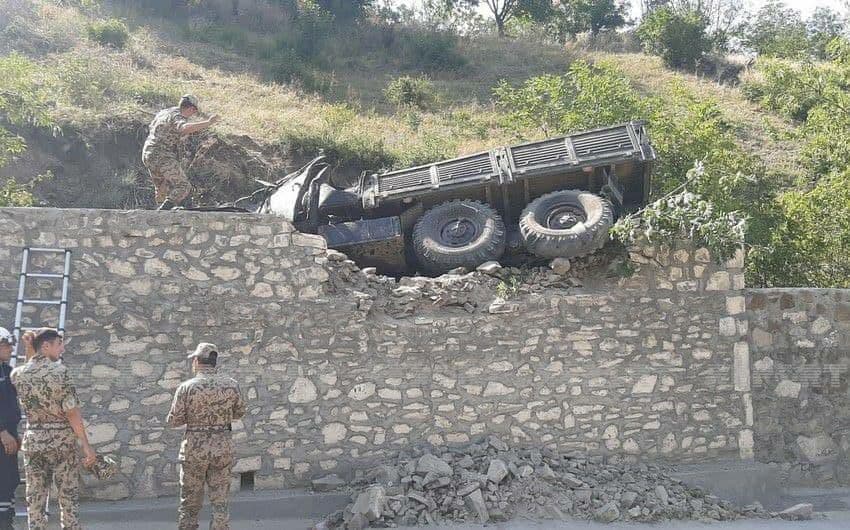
[584,51,803,178]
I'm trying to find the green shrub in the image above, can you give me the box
[86,18,130,49]
[0,178,37,207]
[384,76,437,110]
[636,7,712,69]
[397,29,466,72]
[494,60,645,136]
[0,53,52,168]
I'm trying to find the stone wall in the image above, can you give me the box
[0,208,752,500]
[747,289,850,485]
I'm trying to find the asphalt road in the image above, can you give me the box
[10,489,850,529]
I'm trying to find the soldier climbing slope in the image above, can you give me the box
[11,328,97,530]
[143,94,220,211]
[167,343,245,530]
[0,327,21,530]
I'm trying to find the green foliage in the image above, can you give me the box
[548,0,628,40]
[494,60,644,136]
[751,170,850,288]
[0,53,52,169]
[385,76,437,110]
[742,0,809,59]
[395,28,467,72]
[85,18,130,48]
[807,7,846,60]
[611,166,747,264]
[0,178,37,207]
[636,6,712,69]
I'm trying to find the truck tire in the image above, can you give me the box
[519,190,613,259]
[413,200,506,274]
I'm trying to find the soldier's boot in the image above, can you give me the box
[157,198,176,211]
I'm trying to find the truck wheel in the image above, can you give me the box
[413,200,506,274]
[519,190,613,259]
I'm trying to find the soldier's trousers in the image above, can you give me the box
[178,454,233,530]
[0,449,19,529]
[24,446,80,530]
[144,154,191,204]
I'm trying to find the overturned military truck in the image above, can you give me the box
[246,121,655,275]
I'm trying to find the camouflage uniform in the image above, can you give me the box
[167,344,245,530]
[11,356,81,530]
[143,107,191,204]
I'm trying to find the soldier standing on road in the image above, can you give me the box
[167,343,245,530]
[143,94,220,210]
[0,327,22,530]
[11,328,96,530]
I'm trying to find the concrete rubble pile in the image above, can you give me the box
[323,249,623,318]
[316,436,782,529]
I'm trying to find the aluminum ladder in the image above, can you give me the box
[8,247,72,521]
[11,247,72,367]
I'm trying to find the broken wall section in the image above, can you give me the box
[0,208,750,500]
[747,289,850,486]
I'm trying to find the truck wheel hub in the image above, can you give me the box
[546,206,586,230]
[440,218,478,247]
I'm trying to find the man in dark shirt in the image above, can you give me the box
[0,327,21,530]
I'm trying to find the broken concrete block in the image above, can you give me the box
[594,501,621,523]
[352,485,385,521]
[416,454,453,477]
[486,459,509,484]
[779,503,813,521]
[464,488,489,523]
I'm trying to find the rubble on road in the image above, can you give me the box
[317,437,780,528]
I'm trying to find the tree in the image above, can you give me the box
[807,7,846,59]
[314,0,374,20]
[743,0,809,58]
[637,6,712,68]
[551,0,628,39]
[638,0,746,50]
[442,0,553,37]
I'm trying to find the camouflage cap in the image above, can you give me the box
[180,93,199,109]
[86,454,119,481]
[187,342,218,361]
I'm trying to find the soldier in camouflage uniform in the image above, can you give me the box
[167,343,245,530]
[11,329,96,530]
[143,94,220,210]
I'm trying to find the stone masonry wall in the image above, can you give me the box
[747,289,850,486]
[0,208,752,500]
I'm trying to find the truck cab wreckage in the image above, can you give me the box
[244,121,656,275]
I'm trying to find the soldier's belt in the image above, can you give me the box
[185,425,231,433]
[27,421,71,431]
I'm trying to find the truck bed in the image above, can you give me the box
[365,121,655,210]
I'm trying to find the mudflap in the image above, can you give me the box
[318,217,407,275]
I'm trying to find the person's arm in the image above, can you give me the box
[166,385,187,427]
[66,407,95,466]
[59,367,95,466]
[179,115,220,136]
[232,384,246,421]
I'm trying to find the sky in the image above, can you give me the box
[393,0,849,20]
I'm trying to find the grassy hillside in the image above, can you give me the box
[6,0,842,287]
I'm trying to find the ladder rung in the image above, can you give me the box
[25,273,65,278]
[27,247,69,253]
[20,300,63,305]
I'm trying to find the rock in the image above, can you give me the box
[620,491,638,509]
[550,257,571,275]
[778,503,813,521]
[655,485,669,505]
[594,501,621,523]
[346,513,369,530]
[407,491,437,511]
[536,463,557,482]
[312,474,346,492]
[464,488,489,523]
[361,267,377,275]
[489,436,509,452]
[456,482,480,497]
[416,454,453,477]
[562,472,583,488]
[446,266,468,275]
[352,485,385,521]
[543,503,566,520]
[627,506,642,518]
[487,459,509,484]
[477,261,502,274]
